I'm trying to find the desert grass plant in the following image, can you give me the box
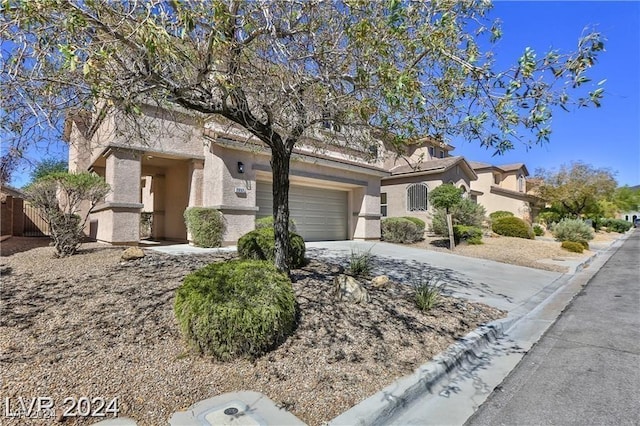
[414,278,444,312]
[348,248,374,278]
[183,207,226,248]
[492,216,534,239]
[552,218,594,244]
[238,227,306,268]
[174,259,297,361]
[561,240,584,253]
[533,224,545,236]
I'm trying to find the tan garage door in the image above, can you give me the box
[256,182,348,241]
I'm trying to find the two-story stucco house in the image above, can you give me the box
[468,161,542,222]
[66,104,387,245]
[380,139,479,223]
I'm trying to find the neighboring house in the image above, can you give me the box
[618,184,640,225]
[468,161,542,223]
[0,184,25,240]
[380,138,478,224]
[66,105,388,245]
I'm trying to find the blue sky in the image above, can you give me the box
[453,1,640,186]
[7,1,640,187]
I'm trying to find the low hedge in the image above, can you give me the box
[601,218,632,233]
[238,227,306,268]
[184,207,225,248]
[561,240,584,253]
[453,225,483,245]
[489,210,514,221]
[492,216,534,239]
[381,217,421,243]
[255,216,297,232]
[174,259,296,360]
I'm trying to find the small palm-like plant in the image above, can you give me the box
[348,249,373,278]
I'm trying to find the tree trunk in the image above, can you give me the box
[447,212,455,250]
[271,148,292,274]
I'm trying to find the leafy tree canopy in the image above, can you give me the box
[28,158,68,185]
[1,0,606,269]
[534,162,617,218]
[429,183,463,212]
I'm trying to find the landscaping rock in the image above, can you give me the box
[371,275,390,288]
[121,247,145,261]
[334,274,369,303]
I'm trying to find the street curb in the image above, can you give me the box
[328,320,510,426]
[329,231,631,426]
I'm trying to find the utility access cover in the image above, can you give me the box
[169,391,306,426]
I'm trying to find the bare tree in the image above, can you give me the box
[1,0,605,271]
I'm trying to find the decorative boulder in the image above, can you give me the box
[121,247,145,261]
[371,275,390,289]
[334,274,369,304]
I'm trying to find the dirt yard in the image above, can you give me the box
[0,238,505,425]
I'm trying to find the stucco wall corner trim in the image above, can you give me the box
[91,202,144,213]
[353,213,383,219]
[208,205,260,213]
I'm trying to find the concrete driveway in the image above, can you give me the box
[307,240,567,314]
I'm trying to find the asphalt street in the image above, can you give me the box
[466,229,640,426]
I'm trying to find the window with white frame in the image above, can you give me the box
[407,183,428,211]
[380,192,388,217]
[518,174,525,192]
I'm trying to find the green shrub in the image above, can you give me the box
[174,260,296,361]
[403,217,426,232]
[414,279,444,312]
[561,241,584,253]
[255,216,296,232]
[184,207,226,248]
[238,227,306,268]
[453,225,483,245]
[431,199,486,236]
[552,218,594,245]
[381,217,421,243]
[492,216,534,239]
[600,218,632,233]
[348,249,373,277]
[489,210,514,221]
[533,224,544,236]
[537,210,563,227]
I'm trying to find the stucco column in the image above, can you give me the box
[92,148,143,244]
[352,179,382,240]
[188,159,204,208]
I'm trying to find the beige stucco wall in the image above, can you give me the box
[471,170,531,221]
[381,165,472,227]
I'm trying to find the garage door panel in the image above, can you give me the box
[256,182,347,241]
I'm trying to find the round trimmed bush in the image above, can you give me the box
[174,260,296,361]
[238,227,306,268]
[453,225,483,245]
[489,210,514,221]
[492,216,534,239]
[403,216,426,232]
[184,207,226,248]
[561,240,584,253]
[552,218,594,244]
[381,217,420,243]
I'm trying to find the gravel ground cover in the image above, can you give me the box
[405,232,619,273]
[0,238,504,425]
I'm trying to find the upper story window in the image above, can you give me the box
[439,150,445,158]
[407,183,428,211]
[380,192,387,217]
[518,174,525,192]
[428,146,435,157]
[494,173,501,185]
[321,110,341,132]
